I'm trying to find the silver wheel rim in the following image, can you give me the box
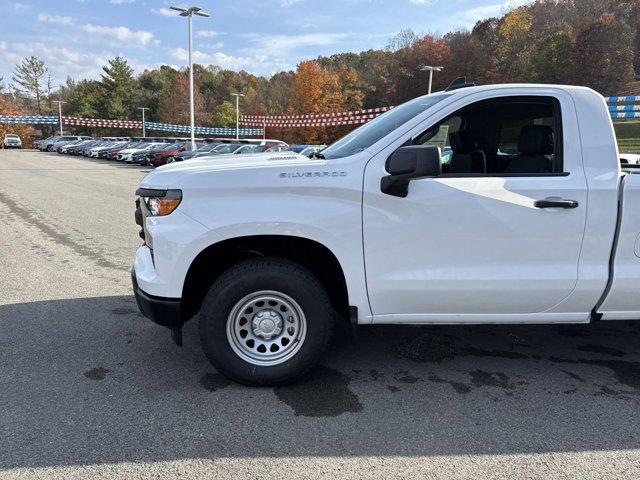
[226,290,307,366]
[166,156,174,163]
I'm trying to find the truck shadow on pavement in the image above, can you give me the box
[2,295,640,469]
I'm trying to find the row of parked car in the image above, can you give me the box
[34,135,327,166]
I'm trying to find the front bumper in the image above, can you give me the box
[131,268,183,331]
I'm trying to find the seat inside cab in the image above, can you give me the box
[414,97,562,175]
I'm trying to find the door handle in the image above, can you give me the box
[534,199,579,209]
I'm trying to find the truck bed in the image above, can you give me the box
[598,168,640,320]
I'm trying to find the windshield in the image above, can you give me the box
[197,143,217,152]
[285,145,307,153]
[321,93,451,159]
[213,144,241,154]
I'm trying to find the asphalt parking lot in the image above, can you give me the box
[2,149,640,479]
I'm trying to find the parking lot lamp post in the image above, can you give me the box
[138,107,149,138]
[170,5,210,150]
[54,100,66,135]
[231,93,244,140]
[420,65,443,94]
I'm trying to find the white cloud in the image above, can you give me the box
[197,30,223,38]
[280,0,304,6]
[151,7,174,17]
[37,13,73,25]
[80,24,155,46]
[12,3,29,12]
[410,0,427,3]
[168,47,290,74]
[459,0,532,26]
[242,32,353,57]
[110,0,136,3]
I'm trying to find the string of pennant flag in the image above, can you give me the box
[0,115,263,136]
[2,95,639,132]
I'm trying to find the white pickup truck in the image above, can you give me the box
[132,82,640,386]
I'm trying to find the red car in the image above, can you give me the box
[150,142,200,167]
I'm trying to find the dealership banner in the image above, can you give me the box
[0,115,263,136]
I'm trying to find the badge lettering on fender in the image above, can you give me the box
[280,171,347,178]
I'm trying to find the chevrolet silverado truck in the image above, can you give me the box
[132,82,640,386]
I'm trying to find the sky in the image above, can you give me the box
[0,0,530,87]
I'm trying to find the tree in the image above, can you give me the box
[100,56,136,119]
[212,101,236,127]
[291,61,344,142]
[495,7,535,82]
[571,13,635,94]
[11,56,48,114]
[532,27,574,83]
[157,73,205,124]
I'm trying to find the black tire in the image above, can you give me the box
[199,257,333,386]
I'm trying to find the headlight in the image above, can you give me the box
[137,188,182,217]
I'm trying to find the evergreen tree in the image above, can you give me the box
[100,56,136,119]
[11,56,48,114]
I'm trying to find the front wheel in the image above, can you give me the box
[199,258,333,386]
[166,156,175,164]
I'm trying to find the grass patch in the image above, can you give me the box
[614,121,640,153]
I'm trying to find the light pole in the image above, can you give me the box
[138,107,149,138]
[420,65,443,94]
[231,92,245,140]
[170,5,210,151]
[54,100,66,135]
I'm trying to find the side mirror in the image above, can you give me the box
[381,145,441,197]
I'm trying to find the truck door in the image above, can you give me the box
[363,93,588,320]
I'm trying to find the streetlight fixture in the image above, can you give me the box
[170,5,210,151]
[53,100,66,135]
[138,107,149,138]
[231,92,245,140]
[420,65,443,94]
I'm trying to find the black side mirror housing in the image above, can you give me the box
[381,145,441,197]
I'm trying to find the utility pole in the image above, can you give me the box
[420,65,443,94]
[138,107,149,137]
[54,100,66,135]
[231,92,245,140]
[170,5,210,150]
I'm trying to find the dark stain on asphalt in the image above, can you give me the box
[577,344,626,357]
[554,325,590,338]
[564,388,578,394]
[462,347,529,360]
[469,370,514,390]
[83,367,110,380]
[273,366,363,417]
[551,357,640,390]
[111,307,138,316]
[428,375,471,394]
[395,333,456,363]
[559,369,586,383]
[397,375,419,384]
[369,369,383,380]
[199,373,231,392]
[387,385,400,393]
[0,190,125,271]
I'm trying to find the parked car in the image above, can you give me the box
[149,142,196,167]
[284,144,326,158]
[91,141,129,158]
[56,137,92,153]
[59,139,94,154]
[174,142,222,162]
[133,82,640,386]
[128,143,171,165]
[38,136,61,151]
[3,133,22,149]
[117,142,165,162]
[50,136,90,152]
[620,153,640,165]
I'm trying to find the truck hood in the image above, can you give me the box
[139,152,322,189]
